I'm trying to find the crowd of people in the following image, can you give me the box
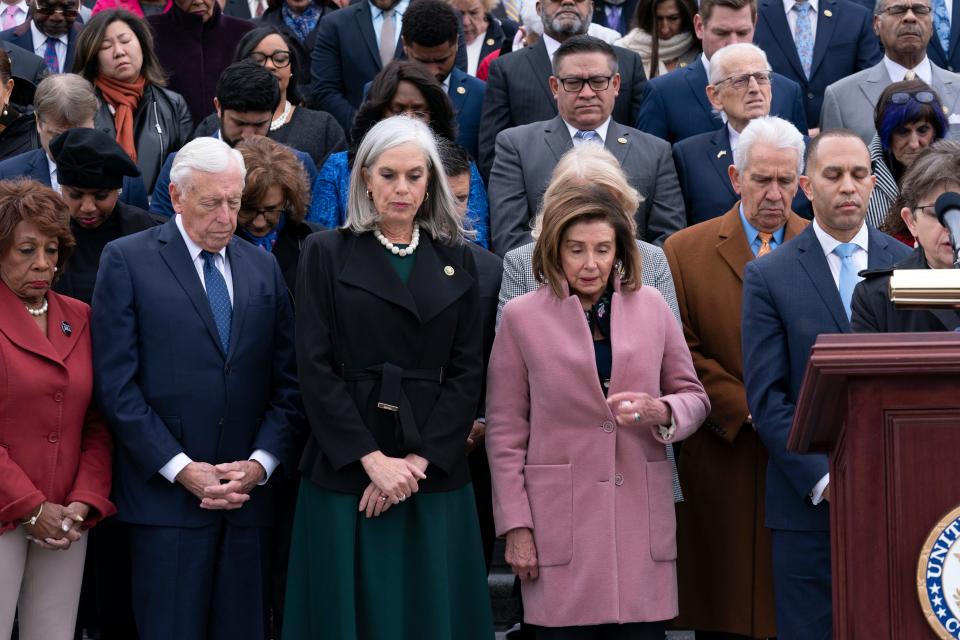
[0,0,958,637]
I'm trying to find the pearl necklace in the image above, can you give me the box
[270,101,293,131]
[374,225,420,257]
[25,297,48,317]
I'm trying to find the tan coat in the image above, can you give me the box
[662,204,808,637]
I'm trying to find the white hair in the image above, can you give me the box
[521,0,543,35]
[346,115,470,244]
[734,116,806,175]
[708,43,772,86]
[170,137,246,193]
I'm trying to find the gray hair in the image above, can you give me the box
[521,0,543,36]
[531,144,642,240]
[708,43,771,86]
[34,73,98,126]
[170,137,246,194]
[345,115,468,244]
[734,116,805,175]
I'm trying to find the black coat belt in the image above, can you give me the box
[340,363,444,453]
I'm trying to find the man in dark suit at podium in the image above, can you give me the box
[636,0,808,143]
[741,130,910,639]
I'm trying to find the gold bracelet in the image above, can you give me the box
[21,503,43,526]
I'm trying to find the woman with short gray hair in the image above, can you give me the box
[283,115,494,640]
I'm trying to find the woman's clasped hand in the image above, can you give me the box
[23,501,91,550]
[358,451,428,518]
[607,391,673,429]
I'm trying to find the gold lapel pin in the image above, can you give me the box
[486,38,495,46]
[444,266,455,276]
[456,86,466,95]
[717,149,727,158]
[617,137,627,144]
[944,105,950,115]
[824,8,833,16]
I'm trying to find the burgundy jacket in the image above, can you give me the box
[147,2,253,122]
[0,285,115,533]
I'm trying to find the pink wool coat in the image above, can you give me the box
[486,280,709,627]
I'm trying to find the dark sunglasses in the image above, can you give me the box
[890,90,937,105]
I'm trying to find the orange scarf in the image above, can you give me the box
[95,75,146,164]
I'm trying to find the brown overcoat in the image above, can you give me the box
[662,204,809,637]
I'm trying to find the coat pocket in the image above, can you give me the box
[647,460,677,562]
[524,463,573,567]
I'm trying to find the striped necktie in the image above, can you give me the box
[757,231,773,257]
[501,0,519,23]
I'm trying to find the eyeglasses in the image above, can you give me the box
[31,0,79,16]
[715,71,772,90]
[880,3,932,16]
[890,90,937,105]
[238,204,286,223]
[916,203,940,218]
[248,50,291,68]
[557,75,614,92]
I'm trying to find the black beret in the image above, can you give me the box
[49,128,141,190]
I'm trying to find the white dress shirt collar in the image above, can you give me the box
[813,217,870,287]
[727,123,741,152]
[30,20,67,48]
[883,55,933,84]
[563,116,612,144]
[543,33,563,60]
[175,213,228,266]
[783,0,818,13]
[47,154,59,193]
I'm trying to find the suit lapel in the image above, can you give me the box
[354,3,382,70]
[406,235,474,324]
[45,293,85,363]
[225,240,249,359]
[544,116,574,162]
[339,232,420,319]
[0,280,63,366]
[796,225,849,330]
[715,205,754,283]
[931,65,960,115]
[684,59,717,125]
[448,68,467,112]
[929,308,960,331]
[950,0,960,57]
[603,121,630,165]
[810,0,838,79]
[858,63,891,109]
[526,41,558,108]
[708,126,736,198]
[27,149,51,186]
[157,220,227,355]
[761,0,807,81]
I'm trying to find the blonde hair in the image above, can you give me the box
[532,147,643,297]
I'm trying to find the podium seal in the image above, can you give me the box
[918,505,960,639]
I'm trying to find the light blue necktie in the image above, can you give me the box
[834,242,858,321]
[201,251,232,353]
[793,1,814,79]
[934,0,951,55]
[575,130,602,145]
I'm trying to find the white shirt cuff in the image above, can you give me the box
[810,473,830,505]
[658,414,677,441]
[159,453,192,483]
[249,450,279,485]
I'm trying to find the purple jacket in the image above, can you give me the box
[147,2,253,122]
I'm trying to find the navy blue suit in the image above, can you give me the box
[741,223,909,639]
[755,0,881,127]
[672,126,813,224]
[307,0,468,134]
[636,56,808,143]
[448,66,486,160]
[0,148,149,210]
[149,141,318,217]
[926,0,960,72]
[0,20,82,74]
[91,219,301,639]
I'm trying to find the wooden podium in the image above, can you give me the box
[789,333,960,638]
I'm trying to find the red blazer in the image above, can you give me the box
[0,284,115,533]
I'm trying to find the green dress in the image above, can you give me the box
[282,248,495,640]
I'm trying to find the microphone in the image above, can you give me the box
[934,192,960,269]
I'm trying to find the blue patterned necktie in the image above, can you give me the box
[606,5,622,31]
[934,0,951,54]
[201,251,232,353]
[793,1,814,79]
[43,37,59,74]
[834,242,859,321]
[575,130,602,145]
